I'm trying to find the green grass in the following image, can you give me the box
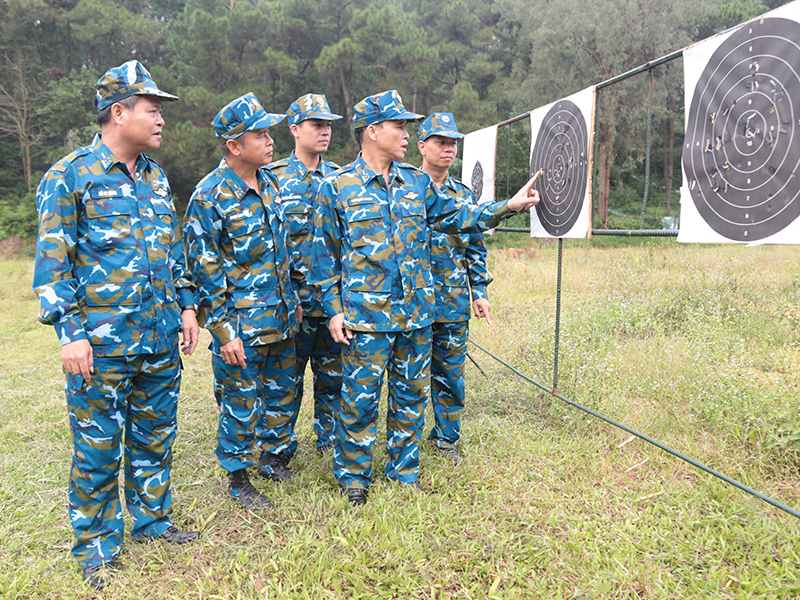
[1,243,799,599]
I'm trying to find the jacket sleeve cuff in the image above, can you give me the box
[324,296,344,319]
[208,321,237,347]
[54,317,88,346]
[478,200,514,230]
[471,285,489,301]
[177,288,197,308]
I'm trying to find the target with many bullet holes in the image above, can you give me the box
[471,161,484,201]
[529,86,595,239]
[461,125,498,206]
[679,4,800,244]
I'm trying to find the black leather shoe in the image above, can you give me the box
[230,468,273,509]
[257,453,294,482]
[400,480,429,494]
[343,487,368,505]
[316,443,333,456]
[436,445,462,465]
[82,562,115,590]
[157,526,200,544]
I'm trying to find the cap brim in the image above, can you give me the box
[310,112,343,121]
[251,112,286,130]
[138,86,179,103]
[429,131,465,140]
[393,110,424,121]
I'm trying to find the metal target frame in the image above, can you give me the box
[464,7,800,520]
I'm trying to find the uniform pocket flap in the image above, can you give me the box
[345,203,382,222]
[85,191,132,218]
[227,214,264,239]
[283,203,311,215]
[84,283,142,306]
[351,229,387,248]
[151,199,174,215]
[232,288,279,308]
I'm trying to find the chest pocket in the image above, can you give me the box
[396,197,427,246]
[226,211,268,264]
[345,201,386,250]
[85,192,133,250]
[283,202,312,238]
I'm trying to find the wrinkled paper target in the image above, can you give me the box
[680,5,800,244]
[529,87,595,238]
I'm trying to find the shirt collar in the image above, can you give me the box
[440,175,457,193]
[218,158,268,201]
[91,134,153,175]
[287,149,331,178]
[353,154,406,187]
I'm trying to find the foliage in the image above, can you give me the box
[0,190,37,239]
[0,0,796,233]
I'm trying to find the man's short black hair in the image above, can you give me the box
[219,134,247,157]
[94,94,141,126]
[353,126,366,148]
[353,122,385,148]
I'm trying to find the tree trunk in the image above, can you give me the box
[663,93,676,216]
[22,134,31,193]
[339,64,353,126]
[597,121,614,227]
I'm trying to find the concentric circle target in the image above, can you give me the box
[530,100,589,237]
[683,17,800,241]
[471,161,485,202]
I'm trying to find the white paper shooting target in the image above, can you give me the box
[679,3,800,244]
[461,125,498,205]
[529,86,595,238]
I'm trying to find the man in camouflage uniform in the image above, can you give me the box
[309,90,540,505]
[184,93,300,510]
[418,113,492,464]
[33,60,200,590]
[267,94,342,455]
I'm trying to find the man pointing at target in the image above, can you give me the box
[309,90,541,505]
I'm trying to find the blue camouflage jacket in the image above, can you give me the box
[432,176,493,323]
[309,155,512,332]
[183,159,299,350]
[33,134,196,357]
[267,151,340,317]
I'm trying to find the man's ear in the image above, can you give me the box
[367,124,380,142]
[110,102,126,126]
[226,138,241,156]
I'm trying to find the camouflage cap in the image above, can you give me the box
[95,60,179,111]
[418,112,464,141]
[352,90,423,129]
[287,93,342,125]
[213,93,286,140]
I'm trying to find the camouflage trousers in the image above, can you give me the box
[429,321,469,448]
[214,338,296,472]
[335,328,431,490]
[294,315,342,451]
[65,344,181,568]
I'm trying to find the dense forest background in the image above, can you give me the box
[0,0,792,240]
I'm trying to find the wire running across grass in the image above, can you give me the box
[468,338,800,520]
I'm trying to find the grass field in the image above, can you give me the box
[1,241,799,599]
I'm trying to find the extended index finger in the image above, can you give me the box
[530,168,543,184]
